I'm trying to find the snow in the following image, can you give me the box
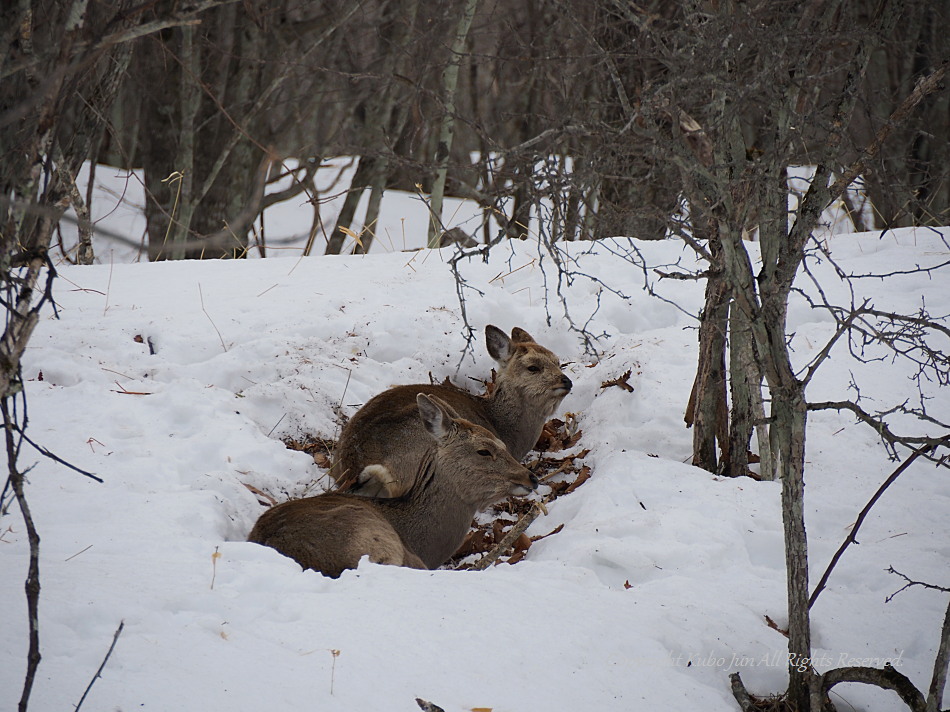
[2,169,948,711]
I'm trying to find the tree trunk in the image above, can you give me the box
[355,0,420,255]
[325,156,374,255]
[686,232,730,473]
[773,383,813,711]
[426,0,479,248]
[727,298,758,478]
[170,24,200,260]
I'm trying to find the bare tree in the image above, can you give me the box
[609,1,947,709]
[486,1,949,710]
[128,1,359,260]
[0,3,237,708]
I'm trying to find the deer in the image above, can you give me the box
[333,325,572,497]
[248,393,539,577]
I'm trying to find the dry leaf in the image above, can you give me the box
[601,369,634,393]
[564,465,592,494]
[764,615,789,637]
[339,225,363,250]
[530,523,564,542]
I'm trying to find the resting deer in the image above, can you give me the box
[248,393,538,577]
[333,325,572,496]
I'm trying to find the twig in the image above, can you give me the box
[809,442,939,608]
[807,401,950,462]
[65,544,93,562]
[885,567,950,603]
[112,381,152,396]
[198,283,228,352]
[74,620,125,712]
[471,500,545,570]
[11,425,103,483]
[329,649,340,695]
[267,413,287,438]
[210,546,221,590]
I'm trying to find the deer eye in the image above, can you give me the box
[477,449,492,457]
[527,365,541,372]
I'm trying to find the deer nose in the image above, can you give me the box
[529,473,539,489]
[560,375,573,392]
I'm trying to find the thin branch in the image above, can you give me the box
[799,300,869,388]
[74,620,125,712]
[12,426,103,483]
[885,567,950,603]
[809,441,948,608]
[807,400,950,460]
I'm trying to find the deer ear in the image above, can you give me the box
[510,327,536,344]
[485,324,513,363]
[417,393,456,440]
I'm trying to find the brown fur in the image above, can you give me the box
[249,394,538,576]
[333,325,571,497]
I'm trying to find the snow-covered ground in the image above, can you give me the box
[1,168,948,711]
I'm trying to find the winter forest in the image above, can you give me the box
[1,1,948,711]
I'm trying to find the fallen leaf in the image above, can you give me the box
[601,369,635,393]
[564,465,592,494]
[765,615,789,637]
[530,523,564,542]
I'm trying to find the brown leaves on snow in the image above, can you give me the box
[451,416,591,570]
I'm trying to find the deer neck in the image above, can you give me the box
[485,381,546,461]
[376,457,477,569]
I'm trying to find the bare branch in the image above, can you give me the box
[74,620,125,712]
[809,440,950,609]
[821,665,926,712]
[885,567,950,603]
[807,400,950,460]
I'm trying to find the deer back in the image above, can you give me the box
[247,494,426,578]
[333,325,571,497]
[249,395,538,575]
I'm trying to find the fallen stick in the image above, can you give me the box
[471,500,546,571]
[75,620,125,711]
